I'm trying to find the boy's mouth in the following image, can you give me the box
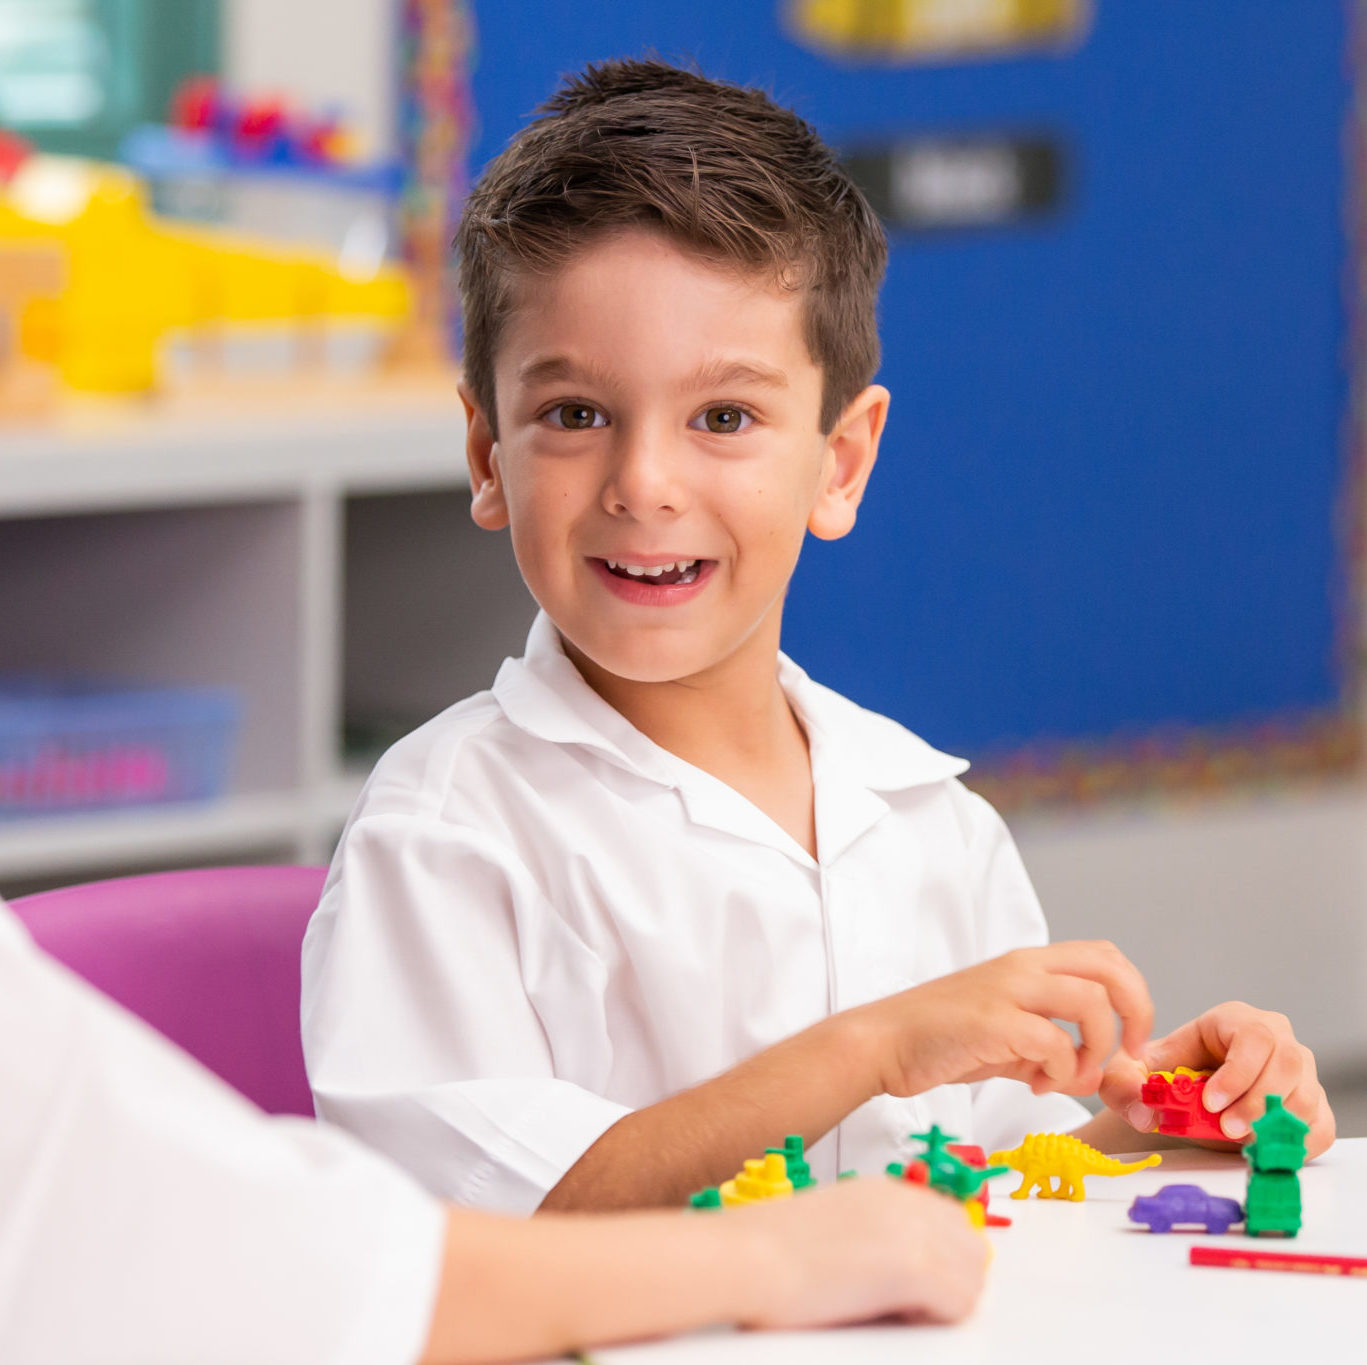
[602,558,702,586]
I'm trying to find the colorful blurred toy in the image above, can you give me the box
[947,1143,1013,1228]
[787,0,1090,61]
[0,154,411,396]
[989,1133,1161,1201]
[0,241,63,417]
[718,1151,793,1207]
[0,130,30,184]
[771,1135,814,1190]
[1142,1067,1228,1143]
[1244,1095,1308,1237]
[0,133,62,417]
[1127,1184,1243,1235]
[887,1127,1010,1229]
[690,1135,813,1209]
[689,1186,723,1210]
[120,77,402,193]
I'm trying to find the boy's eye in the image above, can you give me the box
[545,403,606,430]
[691,405,753,435]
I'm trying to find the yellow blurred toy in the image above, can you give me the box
[719,1151,794,1207]
[0,153,411,396]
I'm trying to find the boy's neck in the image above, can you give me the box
[560,622,818,857]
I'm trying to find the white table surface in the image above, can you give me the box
[583,1137,1367,1364]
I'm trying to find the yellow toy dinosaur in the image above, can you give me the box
[989,1133,1161,1201]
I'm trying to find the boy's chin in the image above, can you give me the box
[562,629,731,690]
[582,647,709,687]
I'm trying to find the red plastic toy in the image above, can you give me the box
[946,1143,1011,1228]
[167,76,353,170]
[0,129,31,183]
[1142,1068,1228,1143]
[169,75,220,132]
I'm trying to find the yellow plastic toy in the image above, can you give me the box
[0,243,63,416]
[0,155,411,395]
[989,1133,1161,1202]
[719,1152,794,1207]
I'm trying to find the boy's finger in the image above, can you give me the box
[1097,1051,1150,1126]
[1015,1015,1088,1094]
[1286,1085,1337,1160]
[1218,1041,1315,1140]
[1205,1030,1281,1137]
[1040,940,1154,1056]
[1019,975,1115,1081]
[1278,1080,1326,1131]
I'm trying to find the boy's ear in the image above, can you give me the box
[807,384,889,541]
[460,382,509,531]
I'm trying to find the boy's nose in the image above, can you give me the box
[601,433,685,519]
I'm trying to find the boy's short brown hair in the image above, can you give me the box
[456,58,887,435]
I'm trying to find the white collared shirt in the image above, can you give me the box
[303,612,1086,1214]
[0,901,443,1365]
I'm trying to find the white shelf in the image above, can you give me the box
[0,793,317,881]
[0,382,471,517]
[0,386,508,892]
[0,777,369,884]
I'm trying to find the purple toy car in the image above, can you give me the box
[1128,1183,1244,1234]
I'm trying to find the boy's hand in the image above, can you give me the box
[851,940,1152,1101]
[1098,1001,1335,1159]
[736,1178,988,1328]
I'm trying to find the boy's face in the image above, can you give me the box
[463,228,886,688]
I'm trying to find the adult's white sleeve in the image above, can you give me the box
[0,905,445,1365]
[302,814,631,1215]
[953,786,1093,1151]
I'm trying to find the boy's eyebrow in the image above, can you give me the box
[685,358,789,393]
[515,355,790,392]
[516,355,611,388]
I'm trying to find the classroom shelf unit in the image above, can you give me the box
[0,387,537,892]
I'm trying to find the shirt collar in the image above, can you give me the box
[491,612,682,786]
[775,651,969,794]
[492,612,969,862]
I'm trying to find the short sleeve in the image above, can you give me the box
[952,786,1091,1148]
[0,904,444,1365]
[302,813,631,1214]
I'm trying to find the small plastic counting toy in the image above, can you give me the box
[1244,1095,1309,1237]
[1141,1067,1228,1143]
[989,1133,1162,1201]
[1128,1183,1244,1234]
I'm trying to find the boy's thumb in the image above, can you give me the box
[1137,1028,1189,1076]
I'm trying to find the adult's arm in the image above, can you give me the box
[0,905,445,1365]
[0,901,989,1364]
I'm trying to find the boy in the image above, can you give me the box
[302,60,1333,1215]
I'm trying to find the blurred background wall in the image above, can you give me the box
[2,0,1364,1113]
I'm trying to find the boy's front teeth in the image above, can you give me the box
[607,560,698,577]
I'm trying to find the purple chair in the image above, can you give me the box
[10,865,327,1117]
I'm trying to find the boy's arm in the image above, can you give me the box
[540,1010,878,1211]
[543,938,1151,1211]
